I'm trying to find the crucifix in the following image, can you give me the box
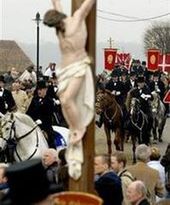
[43,0,96,193]
[70,0,96,192]
[108,37,114,48]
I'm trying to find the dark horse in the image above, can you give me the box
[128,97,148,163]
[96,89,124,155]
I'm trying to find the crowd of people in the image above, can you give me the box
[0,144,169,204]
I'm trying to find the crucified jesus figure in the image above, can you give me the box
[44,0,95,180]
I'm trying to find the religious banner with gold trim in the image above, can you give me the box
[104,48,117,71]
[147,49,160,72]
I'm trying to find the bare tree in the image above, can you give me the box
[144,21,170,54]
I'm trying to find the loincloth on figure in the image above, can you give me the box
[56,57,94,128]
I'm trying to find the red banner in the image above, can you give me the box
[104,48,117,71]
[147,49,160,72]
[158,53,170,72]
[116,53,131,69]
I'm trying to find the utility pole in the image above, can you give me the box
[33,12,41,82]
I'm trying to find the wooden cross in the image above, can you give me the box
[108,37,114,48]
[69,0,96,193]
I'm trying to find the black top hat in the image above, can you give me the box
[130,71,136,76]
[153,71,160,77]
[137,76,145,83]
[111,69,120,77]
[0,75,5,83]
[1,159,57,205]
[36,80,48,89]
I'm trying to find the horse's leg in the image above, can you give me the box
[158,117,166,142]
[114,128,123,151]
[104,126,112,155]
[131,134,137,164]
[152,118,158,143]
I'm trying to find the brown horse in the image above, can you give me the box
[96,89,124,155]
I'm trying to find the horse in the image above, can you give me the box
[150,92,166,143]
[95,89,124,155]
[0,112,68,162]
[128,97,148,163]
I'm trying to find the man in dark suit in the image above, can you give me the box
[94,154,123,205]
[26,80,56,148]
[0,75,16,114]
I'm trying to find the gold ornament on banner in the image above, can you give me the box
[150,54,156,65]
[107,54,113,64]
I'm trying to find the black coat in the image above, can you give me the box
[95,171,123,205]
[0,89,16,114]
[130,85,153,114]
[26,95,55,131]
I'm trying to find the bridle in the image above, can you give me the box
[1,119,40,161]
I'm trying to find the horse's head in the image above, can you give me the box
[130,98,141,115]
[0,113,15,151]
[95,89,114,114]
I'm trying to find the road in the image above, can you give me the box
[95,117,170,163]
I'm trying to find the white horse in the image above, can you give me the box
[0,112,68,162]
[151,92,166,142]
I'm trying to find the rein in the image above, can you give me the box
[14,130,39,161]
[104,103,118,123]
[130,109,146,131]
[9,121,40,161]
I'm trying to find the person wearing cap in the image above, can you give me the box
[105,69,125,106]
[26,80,56,148]
[128,76,153,141]
[0,159,58,205]
[0,75,16,115]
[148,72,166,102]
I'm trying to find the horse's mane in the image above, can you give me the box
[14,112,36,128]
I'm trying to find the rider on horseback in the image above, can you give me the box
[128,76,153,143]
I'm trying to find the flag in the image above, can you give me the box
[147,49,160,72]
[116,53,131,69]
[158,53,170,72]
[104,48,117,71]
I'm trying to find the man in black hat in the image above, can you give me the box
[1,159,58,205]
[129,76,153,141]
[148,71,166,102]
[0,75,16,114]
[26,80,56,148]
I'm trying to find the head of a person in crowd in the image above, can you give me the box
[1,159,55,205]
[27,65,34,73]
[36,80,48,98]
[0,163,8,185]
[42,148,58,167]
[130,71,137,81]
[10,67,19,79]
[94,154,109,176]
[135,144,151,163]
[150,147,161,161]
[126,180,147,204]
[137,76,145,88]
[12,80,21,92]
[142,61,146,68]
[0,75,5,89]
[153,72,160,82]
[111,151,127,174]
[111,70,119,82]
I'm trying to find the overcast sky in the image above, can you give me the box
[1,0,170,46]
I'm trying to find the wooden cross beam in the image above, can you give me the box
[69,0,96,193]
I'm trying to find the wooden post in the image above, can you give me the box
[69,0,96,193]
